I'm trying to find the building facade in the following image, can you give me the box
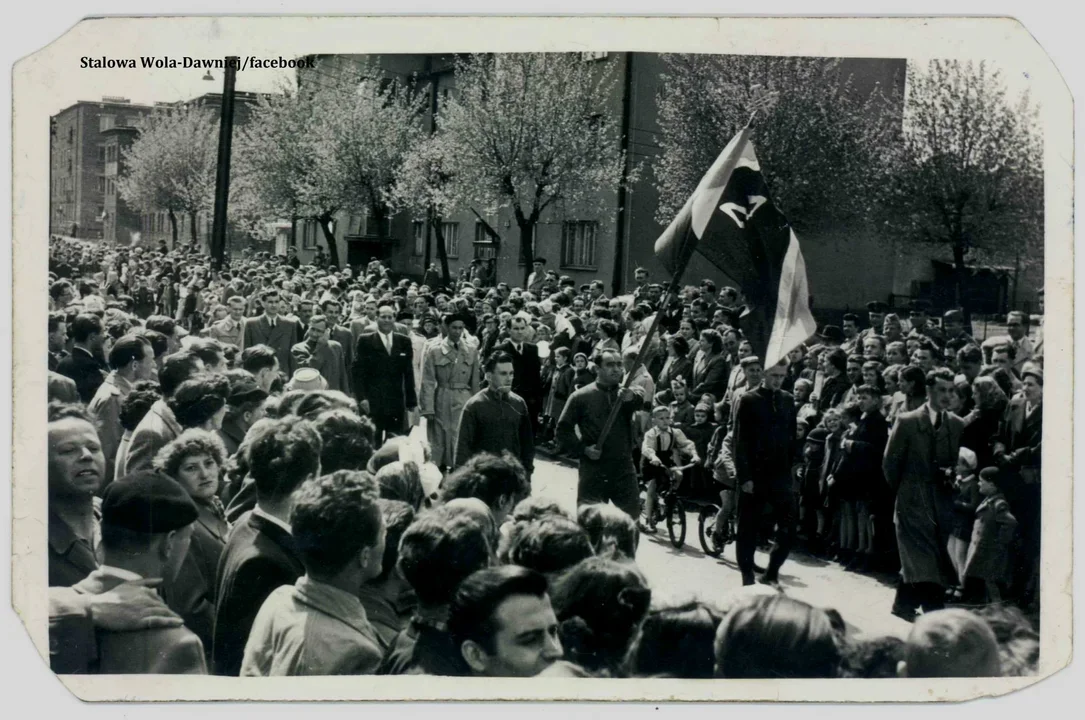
[289,53,1038,316]
[50,97,152,241]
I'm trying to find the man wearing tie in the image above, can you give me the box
[882,368,964,621]
[241,289,300,377]
[353,305,418,441]
[496,313,543,435]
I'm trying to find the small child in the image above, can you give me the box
[683,402,718,500]
[947,447,980,596]
[962,467,1019,604]
[667,378,695,428]
[640,405,699,534]
[572,352,595,390]
[705,403,737,546]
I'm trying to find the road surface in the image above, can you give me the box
[531,454,912,641]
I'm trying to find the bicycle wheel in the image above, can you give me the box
[666,496,687,548]
[698,505,724,557]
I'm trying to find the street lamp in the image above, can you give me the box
[202,71,215,82]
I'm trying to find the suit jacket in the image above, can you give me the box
[331,325,355,393]
[165,501,228,662]
[733,386,796,492]
[496,340,543,410]
[691,352,730,402]
[87,372,132,484]
[305,339,350,394]
[997,395,1042,473]
[352,332,418,427]
[48,505,102,588]
[835,411,890,502]
[72,567,207,674]
[56,347,107,404]
[122,399,182,476]
[213,512,305,676]
[240,576,383,676]
[657,355,694,395]
[242,315,300,377]
[206,317,244,348]
[882,405,964,586]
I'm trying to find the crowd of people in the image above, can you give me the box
[45,236,1042,678]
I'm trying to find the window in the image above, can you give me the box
[581,51,609,62]
[412,220,425,256]
[96,177,105,193]
[474,244,496,261]
[98,145,106,162]
[561,221,599,269]
[100,115,115,132]
[441,221,459,258]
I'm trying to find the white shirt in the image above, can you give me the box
[253,505,292,534]
[99,565,143,581]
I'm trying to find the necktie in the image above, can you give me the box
[269,318,275,330]
[934,411,943,430]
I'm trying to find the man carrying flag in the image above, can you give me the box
[653,123,817,586]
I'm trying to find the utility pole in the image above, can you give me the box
[210,56,239,272]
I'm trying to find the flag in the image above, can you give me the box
[654,128,817,368]
[470,207,501,245]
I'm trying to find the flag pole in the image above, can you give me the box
[586,227,699,454]
[586,90,778,455]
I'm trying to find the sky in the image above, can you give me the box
[48,61,294,115]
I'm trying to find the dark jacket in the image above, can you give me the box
[456,389,534,472]
[212,512,304,676]
[556,382,641,469]
[496,340,543,412]
[242,314,301,377]
[353,331,418,432]
[55,346,106,404]
[733,386,796,492]
[690,352,730,402]
[834,411,889,502]
[166,501,228,663]
[997,395,1042,477]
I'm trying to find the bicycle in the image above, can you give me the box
[640,468,687,549]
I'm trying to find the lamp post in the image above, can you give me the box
[208,57,239,271]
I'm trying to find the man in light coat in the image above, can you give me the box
[882,367,964,621]
[421,313,480,469]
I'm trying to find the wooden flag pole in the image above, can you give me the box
[587,234,698,454]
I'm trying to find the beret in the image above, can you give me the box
[226,372,268,406]
[805,427,829,445]
[979,466,1001,482]
[103,472,198,534]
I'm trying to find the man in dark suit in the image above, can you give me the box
[56,313,108,404]
[835,384,891,572]
[733,360,797,587]
[882,368,965,621]
[993,366,1043,607]
[212,418,320,676]
[496,313,543,434]
[353,304,418,440]
[241,288,300,378]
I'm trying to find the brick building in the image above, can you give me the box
[49,97,152,241]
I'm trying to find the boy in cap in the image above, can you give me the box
[69,471,206,674]
[961,467,1018,604]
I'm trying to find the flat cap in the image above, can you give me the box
[739,355,763,368]
[103,472,198,534]
[866,301,890,313]
[805,427,829,445]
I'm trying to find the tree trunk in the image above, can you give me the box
[316,214,342,268]
[423,207,433,271]
[188,211,199,252]
[167,208,179,249]
[519,222,534,287]
[290,213,297,248]
[952,239,967,313]
[432,216,451,288]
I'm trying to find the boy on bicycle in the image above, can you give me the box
[640,405,700,535]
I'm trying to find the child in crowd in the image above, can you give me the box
[947,448,980,599]
[668,378,695,429]
[705,403,737,546]
[572,352,595,390]
[542,347,575,449]
[640,406,700,535]
[898,609,1001,677]
[683,402,718,499]
[962,467,1019,605]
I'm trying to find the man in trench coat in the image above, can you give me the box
[882,367,964,621]
[421,313,480,469]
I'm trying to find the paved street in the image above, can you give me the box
[531,455,913,641]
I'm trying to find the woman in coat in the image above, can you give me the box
[653,335,694,406]
[960,376,1008,469]
[153,429,232,661]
